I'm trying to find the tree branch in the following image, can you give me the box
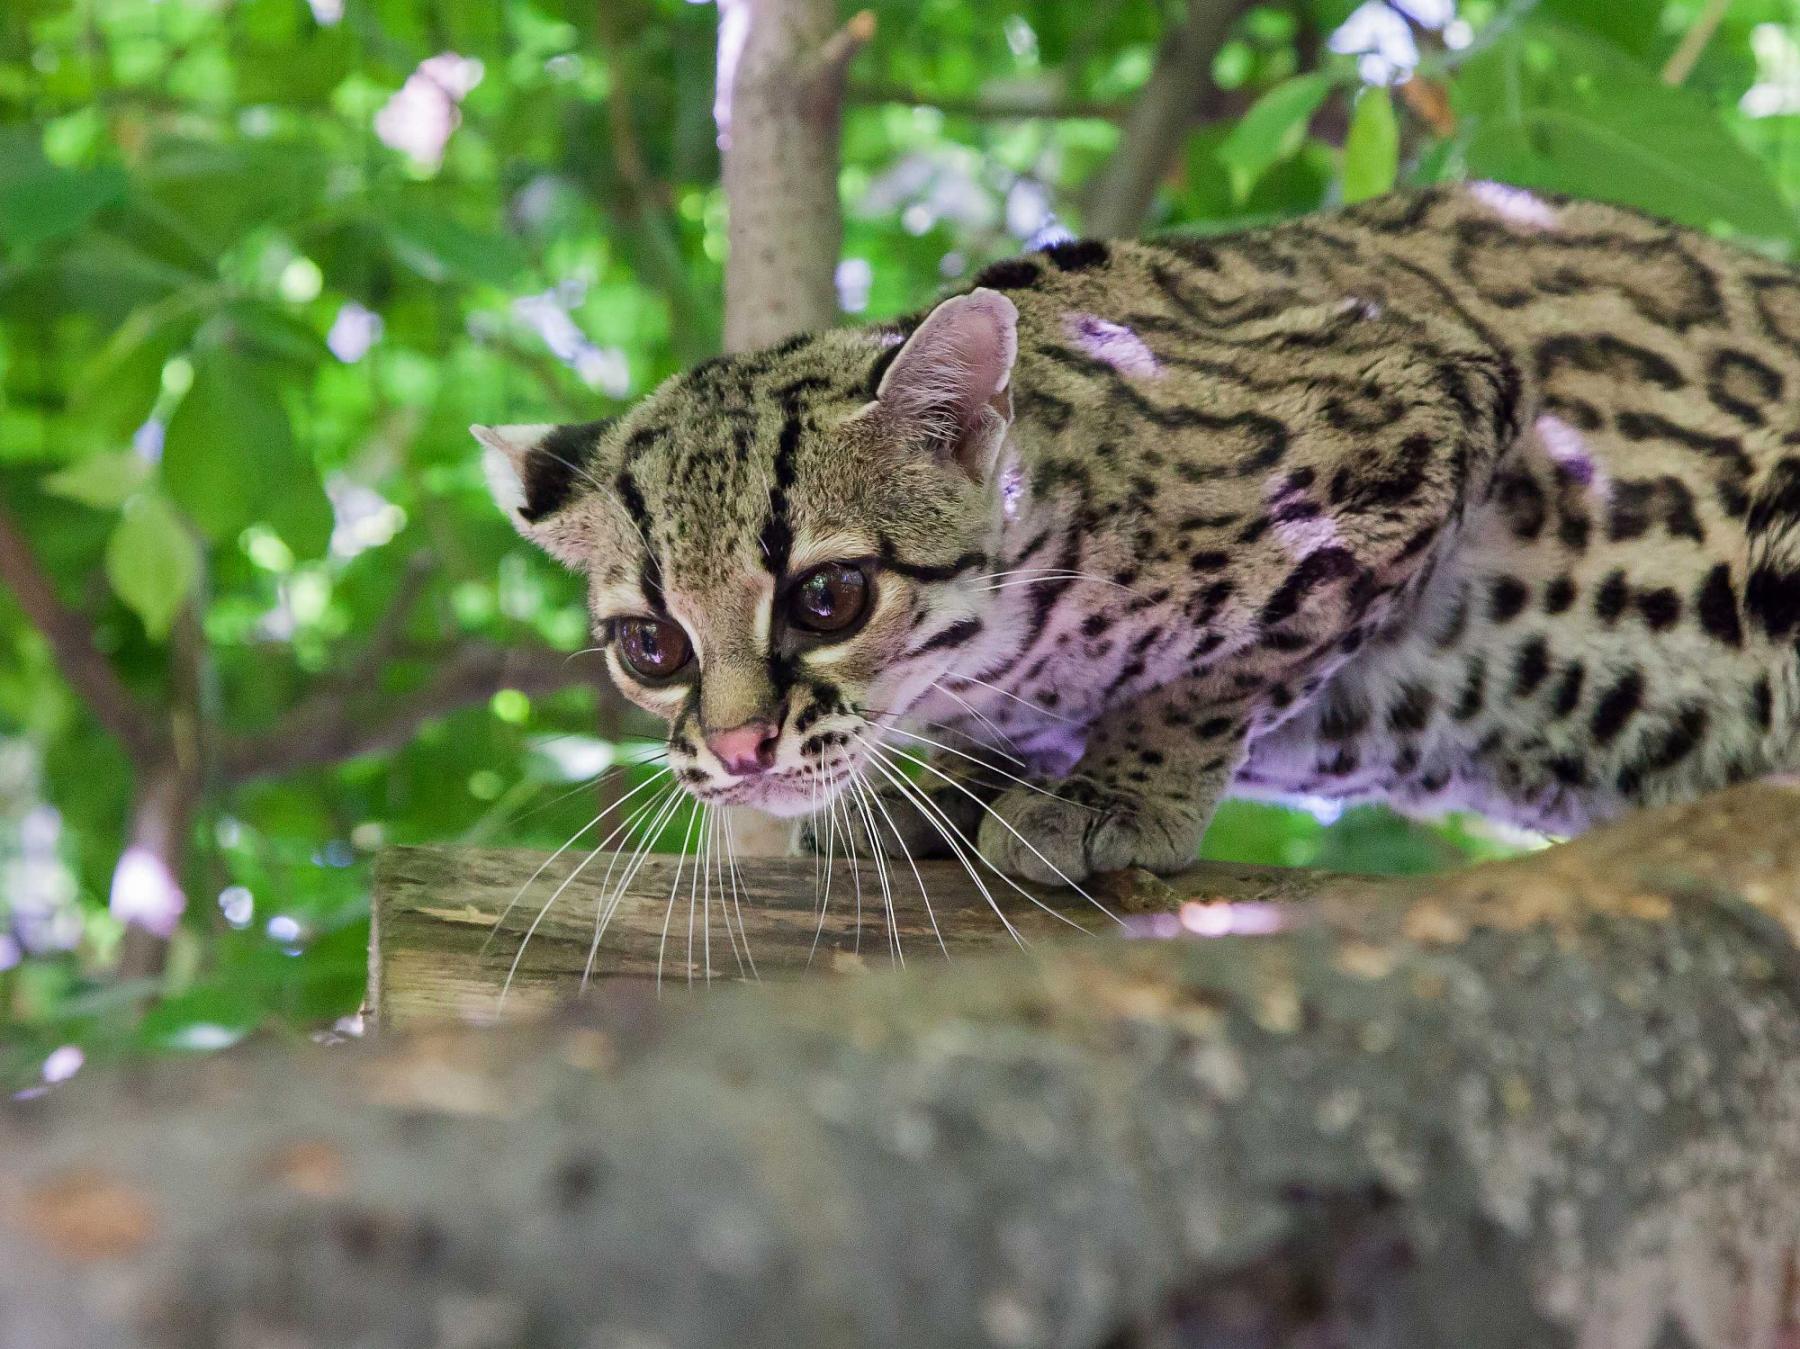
[717,0,865,351]
[803,9,876,117]
[339,551,437,698]
[1661,0,1732,85]
[0,503,160,766]
[1079,0,1252,237]
[15,781,1800,1344]
[220,642,608,783]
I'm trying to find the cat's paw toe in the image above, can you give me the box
[1079,804,1200,876]
[977,785,1099,885]
[978,783,1201,883]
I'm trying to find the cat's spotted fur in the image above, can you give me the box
[480,184,1800,882]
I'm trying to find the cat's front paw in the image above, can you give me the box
[977,782,1203,884]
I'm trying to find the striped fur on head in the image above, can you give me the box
[477,297,1021,816]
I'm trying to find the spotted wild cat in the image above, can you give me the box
[477,183,1800,883]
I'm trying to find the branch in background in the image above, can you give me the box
[219,642,608,784]
[339,551,437,698]
[111,762,197,981]
[1079,0,1252,238]
[1661,0,1732,85]
[802,8,877,119]
[112,605,210,980]
[0,504,160,766]
[850,80,1126,122]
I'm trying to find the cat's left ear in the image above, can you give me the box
[873,287,1018,481]
[473,422,596,568]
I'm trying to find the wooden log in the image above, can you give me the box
[369,844,1383,1028]
[8,781,1800,1346]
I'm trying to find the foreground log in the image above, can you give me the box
[369,844,1375,1027]
[9,782,1800,1347]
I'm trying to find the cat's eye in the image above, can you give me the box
[788,562,870,635]
[615,617,692,682]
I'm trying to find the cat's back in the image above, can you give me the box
[1232,185,1800,831]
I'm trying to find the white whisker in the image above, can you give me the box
[928,682,1028,763]
[852,739,1026,947]
[496,772,676,1011]
[721,810,758,981]
[580,783,682,990]
[658,803,701,993]
[481,765,668,960]
[587,784,689,981]
[973,567,1142,596]
[952,672,1080,726]
[846,773,902,967]
[859,763,949,959]
[887,743,1118,925]
[878,724,1086,808]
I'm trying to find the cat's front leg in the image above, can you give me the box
[976,683,1249,884]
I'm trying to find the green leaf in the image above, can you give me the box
[1536,0,1661,57]
[219,300,332,371]
[162,350,332,556]
[1217,73,1335,201]
[1341,86,1398,204]
[163,351,293,542]
[385,205,527,287]
[1458,22,1797,242]
[262,459,334,559]
[42,453,152,510]
[0,161,127,251]
[105,494,200,639]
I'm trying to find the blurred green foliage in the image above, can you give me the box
[2,0,1796,1085]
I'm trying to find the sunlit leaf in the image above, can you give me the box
[1217,73,1335,200]
[105,494,200,639]
[1342,86,1398,203]
[42,453,152,510]
[0,145,127,251]
[385,205,528,287]
[1458,22,1796,243]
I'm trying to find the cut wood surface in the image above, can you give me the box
[10,781,1800,1347]
[369,844,1384,1028]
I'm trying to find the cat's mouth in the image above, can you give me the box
[690,761,860,815]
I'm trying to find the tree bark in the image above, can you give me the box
[1080,0,1250,238]
[716,0,871,351]
[367,843,1368,1027]
[11,780,1800,1347]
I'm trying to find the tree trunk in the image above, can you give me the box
[716,0,868,352]
[1081,0,1250,237]
[11,780,1800,1347]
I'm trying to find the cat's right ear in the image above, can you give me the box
[473,422,597,568]
[873,287,1018,481]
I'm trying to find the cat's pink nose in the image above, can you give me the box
[706,721,780,777]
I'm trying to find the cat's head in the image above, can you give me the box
[477,289,1019,817]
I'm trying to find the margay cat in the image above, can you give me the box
[478,183,1800,884]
